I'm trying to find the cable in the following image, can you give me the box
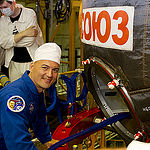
[46,82,57,113]
[60,72,88,115]
[55,0,70,23]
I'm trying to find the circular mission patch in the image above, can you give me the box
[7,96,25,112]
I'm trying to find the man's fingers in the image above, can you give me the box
[30,25,36,29]
[34,29,38,36]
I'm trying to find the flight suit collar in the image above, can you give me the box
[22,71,41,95]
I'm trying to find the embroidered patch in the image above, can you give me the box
[29,103,34,113]
[7,96,25,112]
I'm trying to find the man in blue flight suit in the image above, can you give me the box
[0,42,61,149]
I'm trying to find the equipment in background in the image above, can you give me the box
[50,112,130,150]
[55,0,70,23]
[52,107,103,149]
[46,71,88,123]
[80,0,150,144]
[0,72,11,88]
[46,71,130,149]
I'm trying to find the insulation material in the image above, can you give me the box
[82,0,150,91]
[81,0,150,143]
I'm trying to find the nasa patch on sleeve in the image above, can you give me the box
[7,96,25,112]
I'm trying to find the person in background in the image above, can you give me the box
[0,47,5,72]
[0,42,61,150]
[0,45,10,88]
[0,0,44,81]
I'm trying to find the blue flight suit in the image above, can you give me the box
[0,71,52,150]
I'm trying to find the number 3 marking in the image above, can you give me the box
[112,10,129,45]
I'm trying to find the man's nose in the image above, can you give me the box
[47,69,53,77]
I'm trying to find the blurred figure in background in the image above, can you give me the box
[0,47,5,72]
[0,0,44,81]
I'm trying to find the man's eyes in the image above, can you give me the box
[52,68,59,73]
[41,66,59,73]
[41,66,48,70]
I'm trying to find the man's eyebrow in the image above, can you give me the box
[41,64,59,69]
[41,64,49,67]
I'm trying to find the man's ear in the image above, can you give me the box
[29,62,34,71]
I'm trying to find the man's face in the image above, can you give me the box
[0,0,15,16]
[0,1,9,8]
[29,60,59,93]
[9,100,15,109]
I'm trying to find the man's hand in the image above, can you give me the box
[14,25,38,43]
[24,26,38,37]
[44,139,59,149]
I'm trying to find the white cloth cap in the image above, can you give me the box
[127,140,150,150]
[33,43,61,64]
